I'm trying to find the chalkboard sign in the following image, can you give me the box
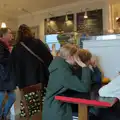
[45,14,74,34]
[77,9,103,36]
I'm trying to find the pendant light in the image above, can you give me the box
[1,22,7,28]
[84,8,88,19]
[47,13,54,26]
[47,18,50,26]
[116,17,119,21]
[65,14,68,22]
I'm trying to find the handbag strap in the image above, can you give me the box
[20,42,44,64]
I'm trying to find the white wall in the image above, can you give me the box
[18,0,109,41]
[6,20,18,31]
[83,39,120,79]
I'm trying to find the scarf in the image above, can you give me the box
[0,38,12,52]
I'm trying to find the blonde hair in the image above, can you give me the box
[60,43,78,59]
[91,55,97,61]
[77,49,92,63]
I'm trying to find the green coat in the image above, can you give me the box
[42,57,91,120]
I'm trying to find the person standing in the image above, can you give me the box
[10,24,53,117]
[10,24,53,89]
[0,28,16,120]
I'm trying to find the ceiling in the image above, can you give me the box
[0,0,82,18]
[112,4,120,17]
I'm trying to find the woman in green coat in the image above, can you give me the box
[42,44,92,120]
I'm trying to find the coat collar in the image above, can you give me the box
[49,57,72,73]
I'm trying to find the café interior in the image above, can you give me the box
[1,0,120,120]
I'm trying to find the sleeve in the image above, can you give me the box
[63,67,91,92]
[10,47,18,86]
[99,75,120,98]
[0,44,9,64]
[92,67,102,84]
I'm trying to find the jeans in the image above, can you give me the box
[0,91,16,117]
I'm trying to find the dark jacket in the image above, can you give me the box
[72,66,102,114]
[10,37,53,89]
[42,57,91,120]
[92,67,102,85]
[73,66,102,90]
[0,41,16,91]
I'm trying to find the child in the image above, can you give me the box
[42,44,92,120]
[75,50,102,92]
[72,49,102,119]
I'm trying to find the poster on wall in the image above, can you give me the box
[77,9,103,36]
[44,14,74,34]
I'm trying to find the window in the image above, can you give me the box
[45,34,60,51]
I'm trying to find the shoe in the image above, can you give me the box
[0,116,2,120]
[2,117,8,120]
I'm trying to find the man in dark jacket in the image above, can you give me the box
[0,28,16,120]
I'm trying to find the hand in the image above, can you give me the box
[74,55,86,68]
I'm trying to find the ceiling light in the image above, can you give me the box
[84,8,89,19]
[47,18,50,22]
[47,13,54,26]
[65,14,72,25]
[116,17,119,21]
[1,22,6,28]
[65,14,68,22]
[84,11,88,19]
[47,18,51,26]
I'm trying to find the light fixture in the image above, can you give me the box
[47,13,54,26]
[84,8,88,19]
[84,11,88,19]
[65,14,68,22]
[1,22,7,28]
[47,18,50,26]
[65,14,72,26]
[116,17,119,21]
[47,18,50,22]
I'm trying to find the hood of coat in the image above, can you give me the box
[49,57,72,73]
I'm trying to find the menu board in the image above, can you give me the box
[45,14,74,34]
[77,9,103,36]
